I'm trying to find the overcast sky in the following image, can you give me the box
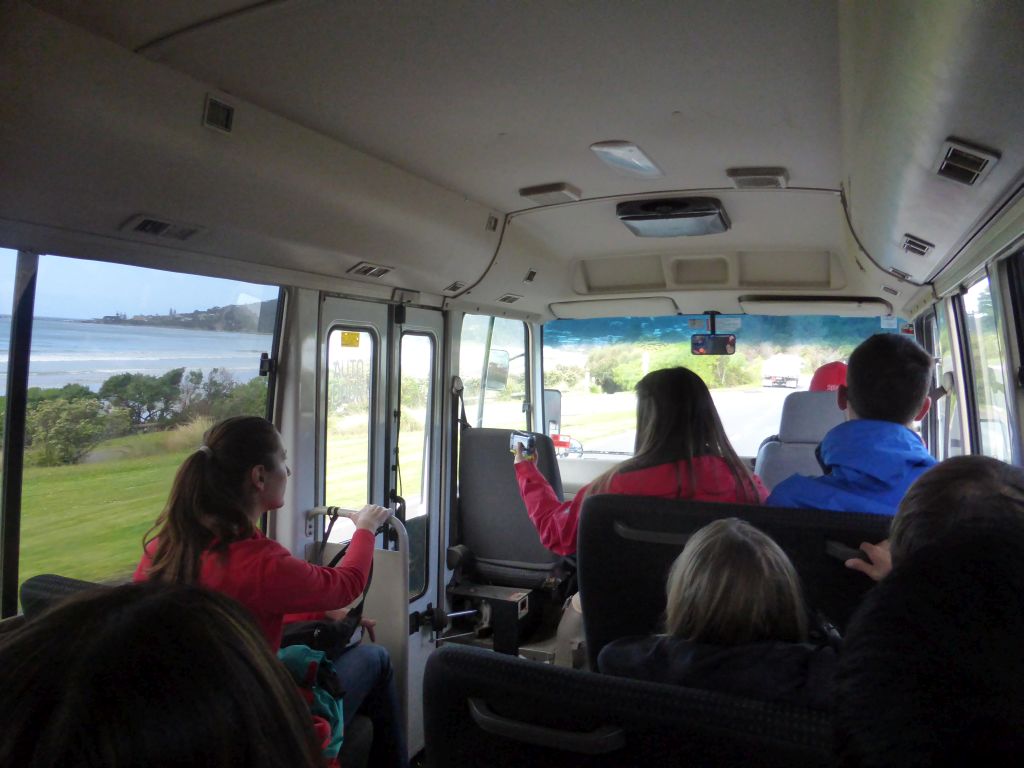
[0,248,277,319]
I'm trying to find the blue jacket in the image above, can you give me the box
[767,419,937,516]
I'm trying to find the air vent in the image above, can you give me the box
[497,294,522,304]
[203,94,234,133]
[934,139,999,186]
[901,234,934,257]
[486,215,499,232]
[726,167,789,189]
[882,285,900,297]
[347,262,393,279]
[120,214,203,241]
[523,269,537,283]
[443,281,466,293]
[889,267,912,281]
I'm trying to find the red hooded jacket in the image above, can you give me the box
[516,457,768,556]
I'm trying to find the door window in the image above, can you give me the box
[458,314,527,429]
[324,327,376,542]
[399,333,434,596]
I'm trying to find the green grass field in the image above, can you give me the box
[15,393,635,591]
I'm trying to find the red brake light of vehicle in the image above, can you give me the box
[552,435,571,450]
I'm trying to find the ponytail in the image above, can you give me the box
[143,417,281,584]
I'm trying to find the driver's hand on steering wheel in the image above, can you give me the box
[354,504,391,531]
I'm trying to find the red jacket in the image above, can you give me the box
[134,528,374,649]
[515,457,768,556]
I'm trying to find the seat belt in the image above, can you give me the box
[450,376,470,548]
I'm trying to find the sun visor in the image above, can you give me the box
[551,298,679,319]
[739,297,893,317]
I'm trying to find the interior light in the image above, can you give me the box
[590,141,663,178]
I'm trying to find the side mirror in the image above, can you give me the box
[484,349,510,391]
[543,388,562,435]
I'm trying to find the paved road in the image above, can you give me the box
[583,384,809,458]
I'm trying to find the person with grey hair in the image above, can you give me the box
[598,518,836,709]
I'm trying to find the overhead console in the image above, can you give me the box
[572,249,846,295]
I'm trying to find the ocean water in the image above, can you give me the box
[0,317,274,390]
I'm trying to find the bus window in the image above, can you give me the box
[962,277,1013,461]
[11,254,278,589]
[324,328,376,542]
[934,304,965,458]
[543,315,908,458]
[399,333,433,597]
[458,314,527,430]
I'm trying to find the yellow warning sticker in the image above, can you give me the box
[341,331,361,348]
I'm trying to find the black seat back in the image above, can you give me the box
[19,573,108,618]
[457,428,563,586]
[423,644,831,768]
[578,497,890,666]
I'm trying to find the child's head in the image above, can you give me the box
[844,334,933,424]
[891,455,1024,567]
[0,582,323,768]
[665,518,807,645]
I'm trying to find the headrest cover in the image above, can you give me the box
[777,391,845,444]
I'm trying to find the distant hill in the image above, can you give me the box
[89,299,277,334]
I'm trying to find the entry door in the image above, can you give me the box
[319,296,443,757]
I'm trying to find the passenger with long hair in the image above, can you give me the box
[134,416,405,768]
[598,518,835,709]
[515,367,767,556]
[0,582,325,768]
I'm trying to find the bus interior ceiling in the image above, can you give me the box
[3,2,1024,763]
[1,0,1022,320]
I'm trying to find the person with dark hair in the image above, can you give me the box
[844,455,1024,580]
[768,333,936,515]
[134,416,405,767]
[835,530,1024,767]
[598,518,835,709]
[515,367,767,557]
[0,582,325,768]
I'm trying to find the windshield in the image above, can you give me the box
[543,314,910,457]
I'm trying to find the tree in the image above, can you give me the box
[211,377,268,420]
[27,398,109,465]
[99,367,185,425]
[202,368,236,403]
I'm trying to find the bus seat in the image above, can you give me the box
[423,644,831,768]
[577,496,890,668]
[456,428,564,588]
[755,391,845,490]
[19,573,108,618]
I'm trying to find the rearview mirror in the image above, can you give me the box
[485,349,510,390]
[691,334,736,356]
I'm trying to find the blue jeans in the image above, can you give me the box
[332,643,407,768]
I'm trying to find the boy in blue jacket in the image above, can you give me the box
[767,333,936,516]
